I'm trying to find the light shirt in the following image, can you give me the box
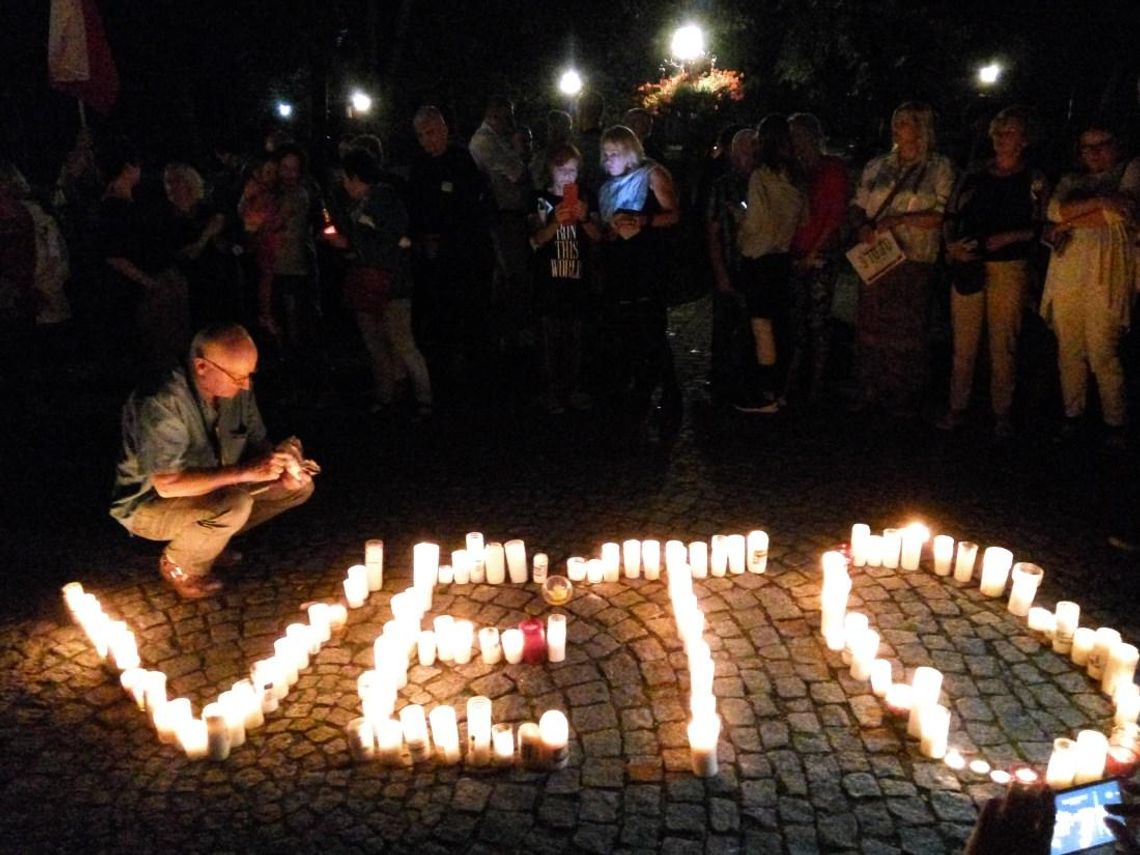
[737,166,807,258]
[853,151,955,263]
[598,163,653,224]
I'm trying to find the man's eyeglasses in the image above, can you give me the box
[202,357,255,385]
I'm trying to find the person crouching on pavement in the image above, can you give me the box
[110,322,316,598]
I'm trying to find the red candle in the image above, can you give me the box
[1106,745,1139,778]
[520,618,546,664]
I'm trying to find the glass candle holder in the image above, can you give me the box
[541,575,573,607]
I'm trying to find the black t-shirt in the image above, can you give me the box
[532,190,589,317]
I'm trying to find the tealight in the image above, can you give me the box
[642,540,661,580]
[504,539,527,583]
[850,524,870,566]
[932,535,954,576]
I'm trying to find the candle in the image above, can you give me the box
[1089,628,1122,680]
[437,564,453,584]
[1115,684,1140,726]
[726,534,745,575]
[870,659,892,698]
[691,693,717,720]
[688,541,708,578]
[400,704,432,763]
[504,539,527,583]
[451,548,471,583]
[1053,601,1080,655]
[232,679,264,730]
[155,696,192,745]
[466,531,485,562]
[179,718,209,760]
[108,623,140,671]
[219,690,247,748]
[285,624,314,666]
[979,546,1013,597]
[710,535,728,577]
[642,540,661,580]
[343,572,368,609]
[900,523,928,571]
[687,714,721,777]
[820,573,852,652]
[1007,562,1043,616]
[1072,627,1096,666]
[326,603,348,631]
[1073,729,1108,784]
[520,618,546,664]
[479,627,502,665]
[746,530,769,574]
[539,710,570,769]
[908,667,943,738]
[932,535,954,576]
[346,717,375,761]
[452,620,474,665]
[61,581,85,613]
[586,559,604,584]
[120,668,147,710]
[622,539,641,578]
[601,542,621,581]
[1045,737,1078,789]
[413,543,438,610]
[364,538,384,591]
[1107,725,1140,777]
[547,613,567,663]
[533,553,549,584]
[143,671,167,718]
[307,603,332,643]
[850,524,870,566]
[969,759,991,776]
[501,628,524,664]
[821,550,850,586]
[417,630,437,667]
[1026,607,1055,640]
[567,557,587,582]
[842,612,869,665]
[849,629,880,682]
[518,722,543,769]
[864,535,884,567]
[376,717,403,765]
[429,705,461,764]
[665,540,687,575]
[492,723,514,764]
[953,541,978,583]
[881,528,901,569]
[467,696,493,766]
[1104,643,1139,697]
[203,702,231,761]
[884,683,913,715]
[485,542,506,584]
[251,659,284,710]
[918,704,951,759]
[433,616,454,662]
[689,654,715,699]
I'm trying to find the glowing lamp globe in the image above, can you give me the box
[977,63,1002,86]
[558,69,583,97]
[276,102,294,119]
[671,24,705,62]
[350,91,373,114]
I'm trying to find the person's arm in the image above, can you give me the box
[106,256,159,289]
[151,452,294,498]
[643,165,680,228]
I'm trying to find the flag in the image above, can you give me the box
[48,0,119,115]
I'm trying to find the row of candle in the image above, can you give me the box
[62,583,141,670]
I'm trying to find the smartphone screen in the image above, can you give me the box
[1052,778,1122,854]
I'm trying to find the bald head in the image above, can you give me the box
[190,323,258,400]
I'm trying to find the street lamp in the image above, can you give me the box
[276,101,294,120]
[977,62,1003,87]
[558,69,583,97]
[350,90,373,115]
[671,24,705,63]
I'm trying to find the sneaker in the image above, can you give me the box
[733,397,781,415]
[935,410,966,432]
[159,554,223,600]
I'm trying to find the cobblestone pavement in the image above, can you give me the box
[3,298,1139,853]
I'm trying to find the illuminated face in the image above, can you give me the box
[893,119,923,162]
[194,339,258,400]
[990,121,1028,161]
[166,178,197,213]
[1079,130,1118,174]
[602,143,632,177]
[277,154,302,188]
[551,160,579,192]
[415,118,449,157]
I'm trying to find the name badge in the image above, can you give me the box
[441,181,454,194]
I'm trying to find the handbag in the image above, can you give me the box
[949,259,986,295]
[342,266,392,315]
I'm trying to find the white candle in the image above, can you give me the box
[688,541,708,578]
[850,629,880,682]
[504,539,527,583]
[501,628,524,664]
[485,542,506,584]
[586,558,604,584]
[120,668,148,710]
[1027,607,1055,639]
[307,603,332,643]
[821,550,849,586]
[1115,684,1140,726]
[492,723,514,764]
[601,542,621,582]
[219,690,247,748]
[900,524,928,571]
[1045,737,1078,789]
[842,612,869,665]
[417,630,437,666]
[820,574,852,652]
[437,564,453,584]
[364,538,384,591]
[466,532,485,562]
[953,541,978,583]
[870,659,892,697]
[665,540,687,575]
[429,705,461,764]
[400,704,432,763]
[479,627,502,665]
[710,535,728,577]
[346,717,375,761]
[467,696,493,766]
[433,616,454,662]
[850,524,870,566]
[61,581,86,613]
[547,613,567,663]
[518,722,543,769]
[932,535,954,576]
[908,667,943,738]
[1104,643,1140,697]
[203,702,231,761]
[232,679,264,730]
[326,604,348,631]
[746,530,769,574]
[451,549,470,583]
[413,543,439,609]
[642,540,661,580]
[726,534,746,575]
[539,709,570,768]
[376,717,403,765]
[1051,601,1079,654]
[344,573,368,609]
[285,624,314,666]
[567,556,587,582]
[155,696,191,745]
[179,718,209,760]
[1007,562,1043,616]
[918,704,950,759]
[689,654,715,699]
[865,534,884,567]
[622,539,641,578]
[143,671,167,717]
[881,528,901,569]
[884,683,912,715]
[452,620,474,665]
[690,693,717,720]
[108,624,141,671]
[1089,628,1122,680]
[1073,729,1109,784]
[251,659,284,710]
[979,546,1013,597]
[533,553,549,584]
[687,714,721,777]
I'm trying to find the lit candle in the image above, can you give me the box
[485,542,506,585]
[710,535,728,577]
[900,523,928,571]
[1072,627,1096,666]
[1089,628,1122,681]
[155,696,192,745]
[518,722,543,769]
[547,613,567,663]
[285,624,314,667]
[400,704,432,763]
[689,654,715,699]
[492,723,514,764]
[413,543,439,609]
[850,524,870,566]
[688,541,708,578]
[539,709,570,769]
[665,540,687,575]
[567,557,586,582]
[1073,729,1108,784]
[908,667,943,738]
[376,717,403,765]
[179,718,209,760]
[1107,726,1140,778]
[726,534,745,575]
[1104,643,1139,697]
[232,679,264,730]
[623,539,641,579]
[467,696,493,766]
[969,759,992,777]
[343,572,368,609]
[870,659,892,698]
[533,553,549,584]
[504,539,527,583]
[466,532,485,563]
[120,668,147,710]
[642,540,661,580]
[746,530,769,574]
[820,574,852,652]
[1045,737,1077,789]
[346,717,375,761]
[452,620,474,665]
[1007,562,1044,616]
[437,564,453,584]
[953,541,978,583]
[979,546,1013,597]
[1053,601,1080,655]
[429,705,461,764]
[586,559,604,584]
[364,538,384,591]
[884,683,913,716]
[108,623,141,671]
[451,548,471,584]
[433,616,454,662]
[219,690,247,748]
[821,550,850,587]
[203,702,231,761]
[271,637,300,682]
[144,671,167,718]
[519,618,546,664]
[307,603,332,643]
[918,704,951,759]
[601,542,621,582]
[479,627,502,665]
[417,630,437,667]
[865,535,884,568]
[932,535,954,576]
[842,612,869,665]
[326,604,348,631]
[251,660,283,711]
[1027,607,1055,640]
[881,528,902,569]
[1115,684,1140,726]
[61,581,86,613]
[687,714,721,777]
[849,629,880,682]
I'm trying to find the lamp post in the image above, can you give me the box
[977,62,1003,88]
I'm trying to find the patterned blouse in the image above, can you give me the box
[852,151,955,264]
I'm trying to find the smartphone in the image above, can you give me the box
[561,182,579,211]
[1051,777,1123,854]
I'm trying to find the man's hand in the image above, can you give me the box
[242,451,294,484]
[964,783,1055,855]
[947,238,979,263]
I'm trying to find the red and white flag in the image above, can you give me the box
[48,0,119,114]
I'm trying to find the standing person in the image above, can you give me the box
[574,92,606,202]
[938,107,1050,437]
[1040,123,1138,447]
[529,143,601,414]
[596,125,681,432]
[623,108,668,165]
[530,110,573,190]
[332,147,432,419]
[110,323,316,599]
[787,113,850,406]
[734,115,807,414]
[850,102,956,417]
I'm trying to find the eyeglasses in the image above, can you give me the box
[202,357,255,385]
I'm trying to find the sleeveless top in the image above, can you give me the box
[599,163,653,224]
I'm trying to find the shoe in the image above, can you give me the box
[160,554,223,599]
[733,397,780,415]
[993,416,1015,439]
[935,410,966,432]
[214,548,243,568]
